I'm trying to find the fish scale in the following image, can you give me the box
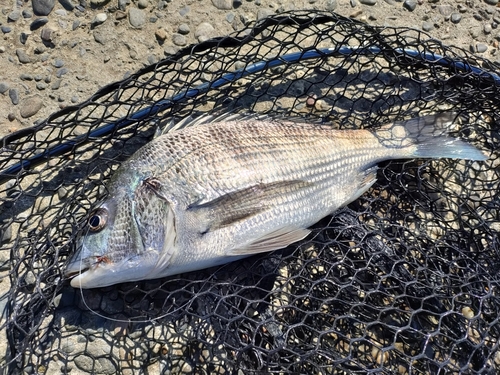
[65,113,486,288]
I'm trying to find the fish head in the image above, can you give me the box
[66,174,175,288]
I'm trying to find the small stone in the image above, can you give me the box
[129,8,146,28]
[179,6,189,16]
[20,32,30,45]
[476,43,488,53]
[55,9,67,16]
[164,45,178,55]
[20,96,43,118]
[226,13,235,23]
[325,0,337,10]
[450,13,462,23]
[257,8,274,20]
[22,9,33,18]
[56,67,68,78]
[138,0,148,8]
[178,23,190,34]
[195,22,215,42]
[212,0,232,10]
[7,113,16,121]
[51,79,62,90]
[422,21,434,31]
[172,33,187,46]
[484,23,492,33]
[155,28,167,41]
[484,0,498,4]
[438,4,453,18]
[0,82,9,94]
[118,0,129,10]
[30,17,49,30]
[9,89,19,105]
[1,26,12,34]
[359,0,376,4]
[59,0,75,10]
[32,0,56,16]
[91,13,107,27]
[16,49,31,64]
[40,26,54,41]
[53,59,64,68]
[115,11,126,20]
[36,82,47,90]
[8,10,21,22]
[403,0,416,11]
[147,55,158,64]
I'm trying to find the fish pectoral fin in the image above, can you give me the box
[188,180,313,232]
[227,226,311,256]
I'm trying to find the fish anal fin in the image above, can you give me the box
[227,226,311,256]
[345,166,378,206]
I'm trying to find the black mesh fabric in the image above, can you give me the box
[1,11,500,374]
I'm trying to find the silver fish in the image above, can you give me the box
[65,112,486,288]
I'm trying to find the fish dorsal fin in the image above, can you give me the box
[227,226,311,256]
[188,180,313,233]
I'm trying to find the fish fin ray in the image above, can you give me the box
[227,226,311,255]
[344,166,378,206]
[188,180,314,232]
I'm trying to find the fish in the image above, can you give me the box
[65,112,487,288]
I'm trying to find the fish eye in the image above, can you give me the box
[87,208,108,232]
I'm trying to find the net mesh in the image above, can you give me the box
[1,10,500,375]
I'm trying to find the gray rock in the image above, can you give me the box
[484,0,498,4]
[22,9,33,18]
[257,8,274,20]
[118,0,129,11]
[359,0,376,4]
[0,82,9,94]
[129,8,146,28]
[438,4,453,17]
[212,0,232,10]
[484,23,492,33]
[9,89,19,105]
[476,43,488,53]
[172,33,187,46]
[56,67,68,77]
[195,22,215,42]
[422,21,434,31]
[164,45,178,55]
[59,0,75,10]
[20,96,43,118]
[32,0,55,16]
[1,26,12,34]
[30,17,49,30]
[20,32,29,44]
[55,9,67,16]
[40,26,54,41]
[178,23,190,34]
[403,0,416,11]
[226,12,235,22]
[115,11,127,20]
[138,0,148,8]
[91,13,107,28]
[325,0,337,10]
[20,74,33,80]
[72,20,80,30]
[451,13,462,23]
[53,59,64,68]
[8,10,21,22]
[36,82,48,90]
[179,6,189,16]
[16,49,31,64]
[147,54,158,64]
[51,79,61,89]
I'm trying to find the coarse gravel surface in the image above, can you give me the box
[0,0,499,139]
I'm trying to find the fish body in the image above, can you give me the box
[65,113,486,288]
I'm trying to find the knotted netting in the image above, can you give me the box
[1,10,500,374]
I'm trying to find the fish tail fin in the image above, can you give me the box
[377,113,487,161]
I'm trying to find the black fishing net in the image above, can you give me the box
[1,10,500,374]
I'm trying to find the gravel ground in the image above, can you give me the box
[0,0,499,138]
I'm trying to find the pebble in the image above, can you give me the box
[451,13,462,24]
[20,96,43,118]
[54,9,67,16]
[118,0,129,10]
[326,0,338,10]
[178,23,190,34]
[476,42,488,53]
[403,0,416,11]
[115,11,127,20]
[195,22,216,42]
[36,82,48,90]
[179,6,190,16]
[40,26,54,41]
[359,0,376,5]
[172,33,187,46]
[53,59,64,68]
[484,0,498,4]
[257,8,274,20]
[59,0,75,10]
[56,67,68,77]
[22,9,33,18]
[437,4,453,18]
[155,28,167,41]
[30,17,49,30]
[16,49,31,64]
[20,33,29,44]
[1,26,12,34]
[484,23,492,33]
[9,89,19,105]
[0,82,9,94]
[138,0,148,8]
[32,0,55,16]
[212,0,233,10]
[422,21,434,31]
[8,10,21,22]
[91,13,107,27]
[129,8,146,28]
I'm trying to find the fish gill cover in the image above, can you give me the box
[0,10,499,374]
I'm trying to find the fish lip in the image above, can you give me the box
[64,257,90,280]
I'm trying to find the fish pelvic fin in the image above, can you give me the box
[375,112,487,161]
[227,226,311,256]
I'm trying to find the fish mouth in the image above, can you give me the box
[64,257,90,281]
